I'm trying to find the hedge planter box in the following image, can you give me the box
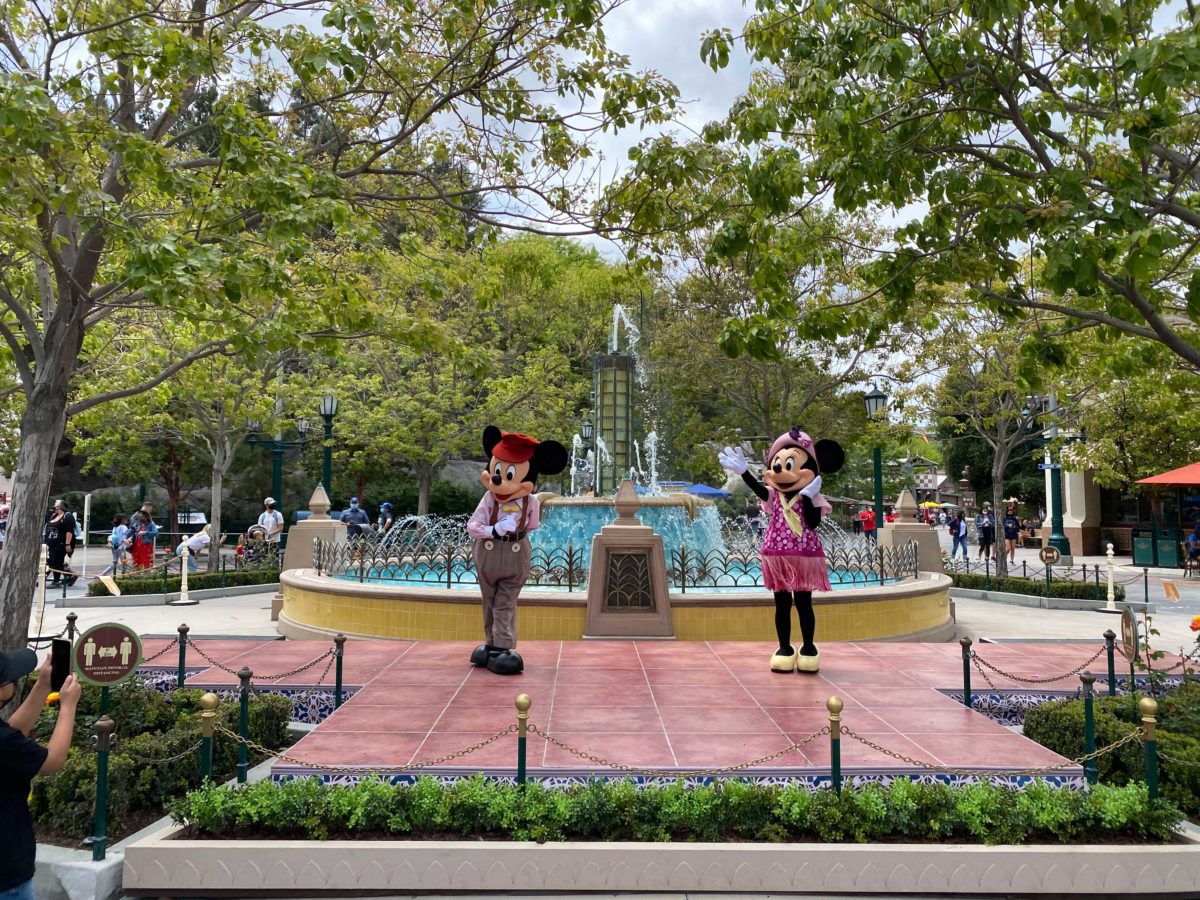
[123,825,1200,896]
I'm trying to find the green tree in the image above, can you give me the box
[622,0,1200,371]
[0,0,678,650]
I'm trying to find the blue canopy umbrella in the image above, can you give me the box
[685,483,731,499]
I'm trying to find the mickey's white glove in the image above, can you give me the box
[800,475,823,499]
[493,514,519,537]
[718,446,748,475]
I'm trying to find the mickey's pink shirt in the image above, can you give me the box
[466,493,541,540]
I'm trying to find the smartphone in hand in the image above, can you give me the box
[51,638,71,692]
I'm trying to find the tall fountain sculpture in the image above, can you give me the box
[592,303,642,495]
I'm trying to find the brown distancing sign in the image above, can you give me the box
[75,622,142,687]
[1039,546,1061,565]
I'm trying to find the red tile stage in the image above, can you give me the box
[135,637,1156,788]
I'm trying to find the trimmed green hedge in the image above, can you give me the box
[948,572,1125,602]
[170,776,1181,844]
[1024,683,1200,815]
[32,682,291,840]
[87,567,280,596]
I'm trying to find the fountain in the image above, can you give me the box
[276,304,953,644]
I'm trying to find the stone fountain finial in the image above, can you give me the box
[614,478,641,524]
[308,483,332,520]
[895,488,918,519]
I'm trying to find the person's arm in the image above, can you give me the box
[524,494,540,532]
[272,512,283,538]
[39,675,81,775]
[740,470,769,502]
[7,655,53,735]
[466,494,497,540]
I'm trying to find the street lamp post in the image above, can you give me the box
[863,384,888,530]
[248,405,308,505]
[1023,394,1073,557]
[319,395,338,494]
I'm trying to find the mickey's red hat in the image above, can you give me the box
[492,432,540,463]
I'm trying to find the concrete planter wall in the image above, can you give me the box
[950,586,1152,614]
[123,824,1200,896]
[61,583,279,608]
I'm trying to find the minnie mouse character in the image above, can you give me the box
[466,426,568,675]
[719,428,845,673]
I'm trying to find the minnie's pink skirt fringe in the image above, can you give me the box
[761,553,831,593]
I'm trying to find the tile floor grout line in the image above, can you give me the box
[637,641,678,768]
[706,640,807,765]
[540,640,563,767]
[408,649,477,766]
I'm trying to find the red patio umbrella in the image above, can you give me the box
[1136,461,1200,487]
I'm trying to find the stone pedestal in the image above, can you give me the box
[274,484,345,622]
[583,480,674,639]
[879,488,945,574]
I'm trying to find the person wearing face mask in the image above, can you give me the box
[340,497,371,537]
[258,498,284,544]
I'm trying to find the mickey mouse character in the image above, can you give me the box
[466,426,568,675]
[719,428,845,674]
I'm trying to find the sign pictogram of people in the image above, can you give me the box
[74,623,142,686]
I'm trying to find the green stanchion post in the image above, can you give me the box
[237,666,252,783]
[1144,568,1150,605]
[92,715,115,861]
[828,696,843,794]
[61,576,67,601]
[515,693,531,788]
[334,633,346,709]
[99,684,110,716]
[1140,696,1159,800]
[66,612,77,640]
[959,637,973,708]
[199,692,218,781]
[161,562,169,593]
[1104,629,1117,697]
[1045,563,1052,598]
[177,623,189,689]
[984,554,990,591]
[1081,672,1098,785]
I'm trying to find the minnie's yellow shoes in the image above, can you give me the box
[770,649,797,673]
[795,650,820,674]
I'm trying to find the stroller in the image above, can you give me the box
[239,524,278,568]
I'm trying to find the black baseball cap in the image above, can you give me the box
[0,648,38,683]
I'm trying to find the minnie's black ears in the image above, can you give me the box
[815,439,845,475]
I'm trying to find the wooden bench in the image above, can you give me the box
[1019,533,1043,549]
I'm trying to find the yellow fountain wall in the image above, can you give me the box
[280,572,953,642]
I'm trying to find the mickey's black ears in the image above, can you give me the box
[815,439,845,475]
[482,425,502,459]
[534,440,569,476]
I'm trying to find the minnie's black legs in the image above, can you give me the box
[793,591,816,655]
[773,591,794,654]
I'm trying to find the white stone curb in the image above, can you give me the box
[122,826,1200,896]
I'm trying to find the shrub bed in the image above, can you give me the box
[170,776,1181,844]
[948,572,1125,601]
[1024,683,1200,815]
[87,567,279,596]
[31,680,291,841]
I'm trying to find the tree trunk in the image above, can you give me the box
[992,453,1008,578]
[0,384,69,651]
[416,463,434,517]
[160,448,185,547]
[209,466,224,573]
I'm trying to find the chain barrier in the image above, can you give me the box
[527,723,831,777]
[190,642,333,680]
[250,653,336,709]
[1158,751,1200,768]
[1153,643,1200,674]
[121,740,204,766]
[27,624,69,647]
[969,646,1106,690]
[842,727,1144,778]
[142,637,180,664]
[213,722,518,773]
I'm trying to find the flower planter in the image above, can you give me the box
[123,824,1200,896]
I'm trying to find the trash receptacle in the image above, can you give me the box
[1157,527,1183,568]
[1132,527,1157,567]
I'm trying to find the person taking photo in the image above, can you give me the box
[1,649,81,900]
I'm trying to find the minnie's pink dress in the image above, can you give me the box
[760,489,831,593]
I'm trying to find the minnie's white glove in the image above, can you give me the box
[800,475,823,499]
[493,514,519,537]
[718,446,748,475]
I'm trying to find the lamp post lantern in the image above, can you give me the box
[319,395,338,494]
[863,384,888,530]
